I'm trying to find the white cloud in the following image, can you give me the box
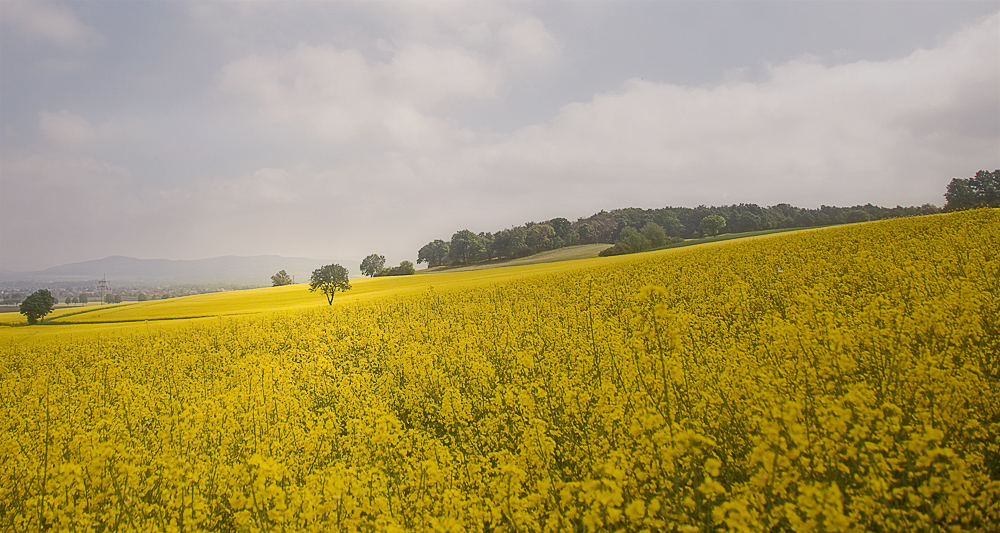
[498,17,561,72]
[38,110,101,146]
[388,44,500,104]
[204,167,300,207]
[0,153,135,270]
[186,10,999,264]
[212,7,559,149]
[4,3,996,272]
[476,11,999,208]
[215,42,485,149]
[0,0,103,48]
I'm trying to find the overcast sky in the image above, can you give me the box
[1,0,997,271]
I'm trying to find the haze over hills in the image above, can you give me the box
[0,255,358,287]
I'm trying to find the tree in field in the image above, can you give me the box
[309,264,352,305]
[580,212,620,243]
[731,212,763,233]
[700,214,727,237]
[478,232,496,261]
[64,296,72,305]
[640,222,668,247]
[945,170,999,211]
[374,260,416,277]
[360,254,386,277]
[944,179,976,211]
[493,227,528,259]
[598,227,649,257]
[19,289,55,325]
[600,223,682,256]
[271,270,293,286]
[417,240,450,268]
[525,224,556,253]
[653,212,686,237]
[449,230,486,265]
[78,294,88,305]
[619,226,650,252]
[394,260,415,275]
[547,217,577,245]
[971,170,1000,207]
[843,209,872,223]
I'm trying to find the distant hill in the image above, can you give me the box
[0,255,358,286]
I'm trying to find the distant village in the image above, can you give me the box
[0,282,248,308]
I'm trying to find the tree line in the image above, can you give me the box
[280,170,994,276]
[945,170,999,211]
[360,255,415,277]
[418,201,943,267]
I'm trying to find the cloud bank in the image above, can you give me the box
[0,3,996,272]
[482,11,999,209]
[0,0,104,49]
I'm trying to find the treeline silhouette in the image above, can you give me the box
[418,202,941,267]
[944,170,999,211]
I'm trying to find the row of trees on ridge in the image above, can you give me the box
[945,170,999,211]
[360,255,415,277]
[418,202,942,267]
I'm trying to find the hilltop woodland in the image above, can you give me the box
[2,209,996,531]
[418,201,942,267]
[944,169,1000,212]
[418,170,997,268]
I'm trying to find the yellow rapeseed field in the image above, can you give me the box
[1,209,998,532]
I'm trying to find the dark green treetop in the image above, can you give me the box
[20,289,55,325]
[700,214,727,237]
[360,254,386,277]
[271,270,293,286]
[417,240,450,268]
[945,170,999,211]
[309,264,352,305]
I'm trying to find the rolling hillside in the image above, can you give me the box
[0,242,663,343]
[0,255,356,286]
[1,210,997,531]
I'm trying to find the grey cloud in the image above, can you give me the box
[37,110,100,146]
[0,0,104,49]
[211,8,561,149]
[2,2,997,273]
[473,12,1000,208]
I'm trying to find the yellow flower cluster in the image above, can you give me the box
[2,209,998,531]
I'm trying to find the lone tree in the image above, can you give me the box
[360,254,386,277]
[271,270,293,286]
[309,264,351,305]
[700,214,727,237]
[19,289,55,325]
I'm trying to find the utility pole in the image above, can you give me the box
[98,274,109,305]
